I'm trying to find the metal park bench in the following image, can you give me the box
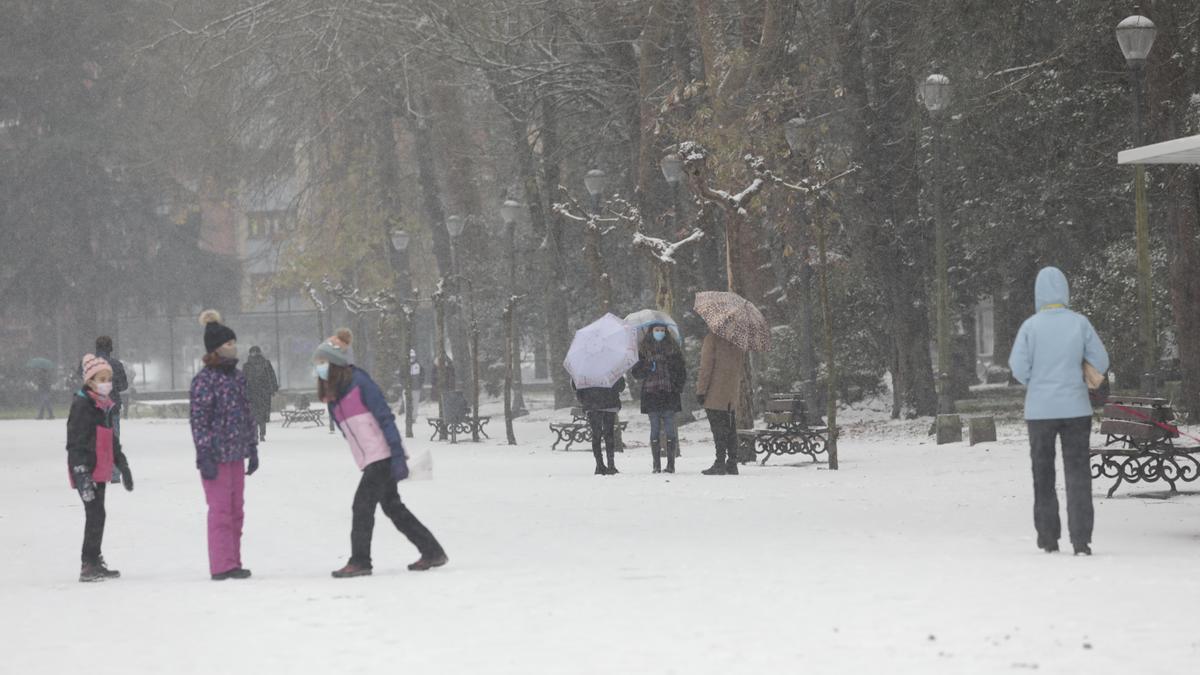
[550,407,628,452]
[1089,396,1200,497]
[736,393,830,465]
[280,395,326,428]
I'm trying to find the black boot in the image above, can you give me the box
[665,439,676,473]
[605,450,619,475]
[593,450,606,475]
[725,455,740,475]
[651,440,662,473]
[702,448,727,475]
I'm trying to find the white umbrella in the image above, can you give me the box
[563,313,638,389]
[623,309,683,345]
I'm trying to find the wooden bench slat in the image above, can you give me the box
[1100,419,1177,439]
[1101,404,1173,423]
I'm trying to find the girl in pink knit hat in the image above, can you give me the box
[67,354,134,582]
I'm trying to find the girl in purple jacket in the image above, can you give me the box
[316,330,447,578]
[189,310,259,581]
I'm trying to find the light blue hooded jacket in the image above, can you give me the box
[1008,267,1109,420]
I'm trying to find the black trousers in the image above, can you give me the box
[1027,417,1094,547]
[588,411,617,456]
[80,482,107,564]
[257,420,267,440]
[350,460,443,567]
[706,409,737,462]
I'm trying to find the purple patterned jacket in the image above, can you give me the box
[189,362,258,466]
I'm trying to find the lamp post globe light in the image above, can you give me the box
[390,229,410,252]
[1117,13,1158,392]
[500,199,521,226]
[584,168,608,213]
[660,155,684,185]
[922,72,956,424]
[920,74,952,115]
[784,116,806,153]
[1116,14,1156,66]
[497,199,528,415]
[445,214,466,238]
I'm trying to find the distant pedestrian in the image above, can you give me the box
[242,346,279,442]
[87,337,129,438]
[35,368,55,420]
[697,330,746,476]
[1009,267,1109,556]
[67,353,134,582]
[631,324,687,474]
[317,329,448,578]
[189,310,259,581]
[574,377,626,475]
[430,356,455,401]
[409,349,423,406]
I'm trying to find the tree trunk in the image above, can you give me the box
[828,0,936,417]
[538,100,575,408]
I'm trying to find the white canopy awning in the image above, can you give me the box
[1118,134,1200,165]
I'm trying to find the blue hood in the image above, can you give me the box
[1034,267,1070,311]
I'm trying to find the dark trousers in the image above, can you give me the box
[706,409,737,462]
[257,420,267,440]
[80,482,107,563]
[1028,417,1094,547]
[350,460,443,567]
[37,392,54,419]
[588,411,617,465]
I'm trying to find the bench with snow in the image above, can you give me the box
[280,395,326,428]
[1090,396,1200,497]
[736,393,829,465]
[427,390,490,443]
[549,407,627,452]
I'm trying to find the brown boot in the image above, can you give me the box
[331,562,373,578]
[408,552,449,571]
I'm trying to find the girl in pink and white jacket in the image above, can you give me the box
[315,330,447,578]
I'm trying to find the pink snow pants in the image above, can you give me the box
[201,460,245,575]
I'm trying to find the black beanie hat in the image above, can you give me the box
[199,309,237,353]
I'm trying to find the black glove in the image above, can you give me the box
[198,458,218,481]
[247,449,259,476]
[697,393,706,407]
[73,465,96,502]
[117,460,134,492]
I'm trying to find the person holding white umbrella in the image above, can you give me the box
[564,314,639,475]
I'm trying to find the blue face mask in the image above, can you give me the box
[315,362,330,381]
[653,330,667,342]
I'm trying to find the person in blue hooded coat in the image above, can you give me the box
[1008,267,1109,556]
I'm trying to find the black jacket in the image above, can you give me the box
[574,378,626,411]
[65,390,128,477]
[242,354,279,422]
[631,350,687,414]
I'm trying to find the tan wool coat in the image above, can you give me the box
[697,333,744,412]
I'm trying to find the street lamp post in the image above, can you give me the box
[661,155,684,234]
[500,199,528,416]
[584,169,608,214]
[1117,13,1158,393]
[781,117,842,468]
[921,73,956,418]
[582,169,613,313]
[389,228,416,438]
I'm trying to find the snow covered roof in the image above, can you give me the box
[1118,134,1200,165]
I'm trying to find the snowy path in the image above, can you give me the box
[2,407,1198,674]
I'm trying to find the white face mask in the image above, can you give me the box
[217,343,238,360]
[95,382,113,397]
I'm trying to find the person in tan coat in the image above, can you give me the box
[696,331,745,475]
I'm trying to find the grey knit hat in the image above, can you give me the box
[313,329,353,367]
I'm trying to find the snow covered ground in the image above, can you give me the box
[3,397,1198,674]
